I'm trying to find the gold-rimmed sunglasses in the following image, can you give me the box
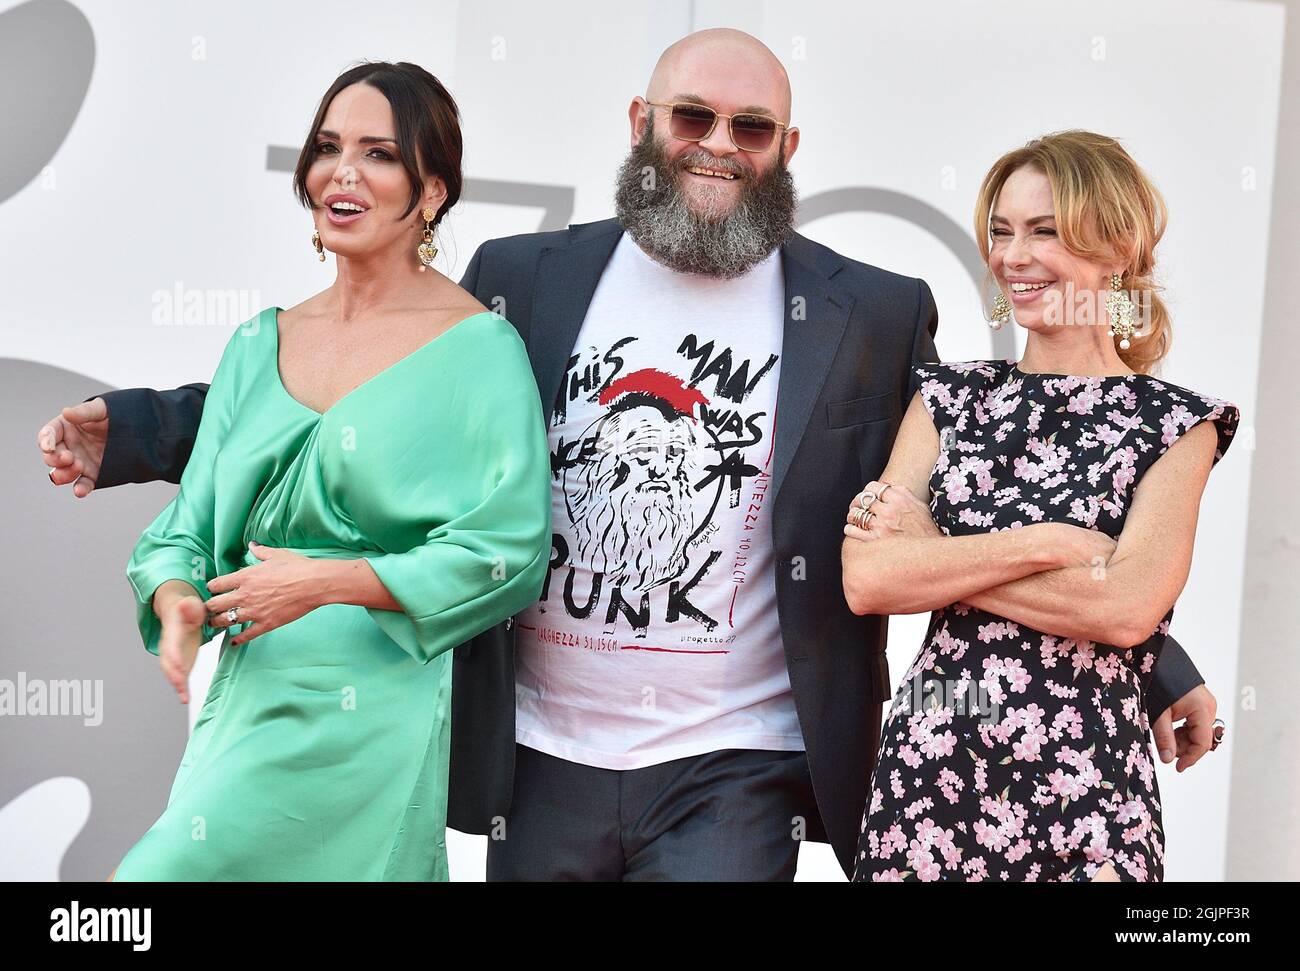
[645,100,789,153]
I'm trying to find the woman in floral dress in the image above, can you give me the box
[841,131,1240,882]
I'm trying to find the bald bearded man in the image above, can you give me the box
[42,29,1213,881]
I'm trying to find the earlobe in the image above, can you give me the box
[628,97,647,146]
[783,127,801,165]
[424,175,448,215]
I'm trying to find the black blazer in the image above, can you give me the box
[95,217,1204,877]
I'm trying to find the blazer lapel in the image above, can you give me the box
[529,219,624,426]
[770,232,854,502]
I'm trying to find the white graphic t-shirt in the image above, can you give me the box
[514,234,805,769]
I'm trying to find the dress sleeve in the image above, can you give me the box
[125,323,250,654]
[909,360,998,430]
[362,326,552,665]
[1149,388,1241,470]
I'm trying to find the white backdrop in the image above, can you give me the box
[0,0,1283,881]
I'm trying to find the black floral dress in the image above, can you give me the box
[852,359,1240,882]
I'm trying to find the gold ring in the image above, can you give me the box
[858,490,877,511]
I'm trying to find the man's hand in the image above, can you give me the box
[38,398,109,498]
[1153,683,1218,772]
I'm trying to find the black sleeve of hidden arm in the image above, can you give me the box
[89,383,210,487]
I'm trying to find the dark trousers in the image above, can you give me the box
[485,744,820,881]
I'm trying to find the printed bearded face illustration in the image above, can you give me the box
[565,372,708,593]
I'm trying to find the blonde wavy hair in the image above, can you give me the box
[973,130,1172,374]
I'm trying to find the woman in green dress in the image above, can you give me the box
[111,62,550,881]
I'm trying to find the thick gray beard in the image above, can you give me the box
[614,114,797,279]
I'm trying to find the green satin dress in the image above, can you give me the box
[115,307,550,881]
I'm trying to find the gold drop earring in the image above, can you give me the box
[311,229,325,262]
[1105,272,1137,349]
[417,207,438,270]
[989,291,1011,330]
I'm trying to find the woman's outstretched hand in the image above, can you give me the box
[157,591,206,704]
[205,542,326,647]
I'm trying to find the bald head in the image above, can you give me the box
[618,27,800,275]
[647,28,792,121]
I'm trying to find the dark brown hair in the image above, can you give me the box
[292,61,463,225]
